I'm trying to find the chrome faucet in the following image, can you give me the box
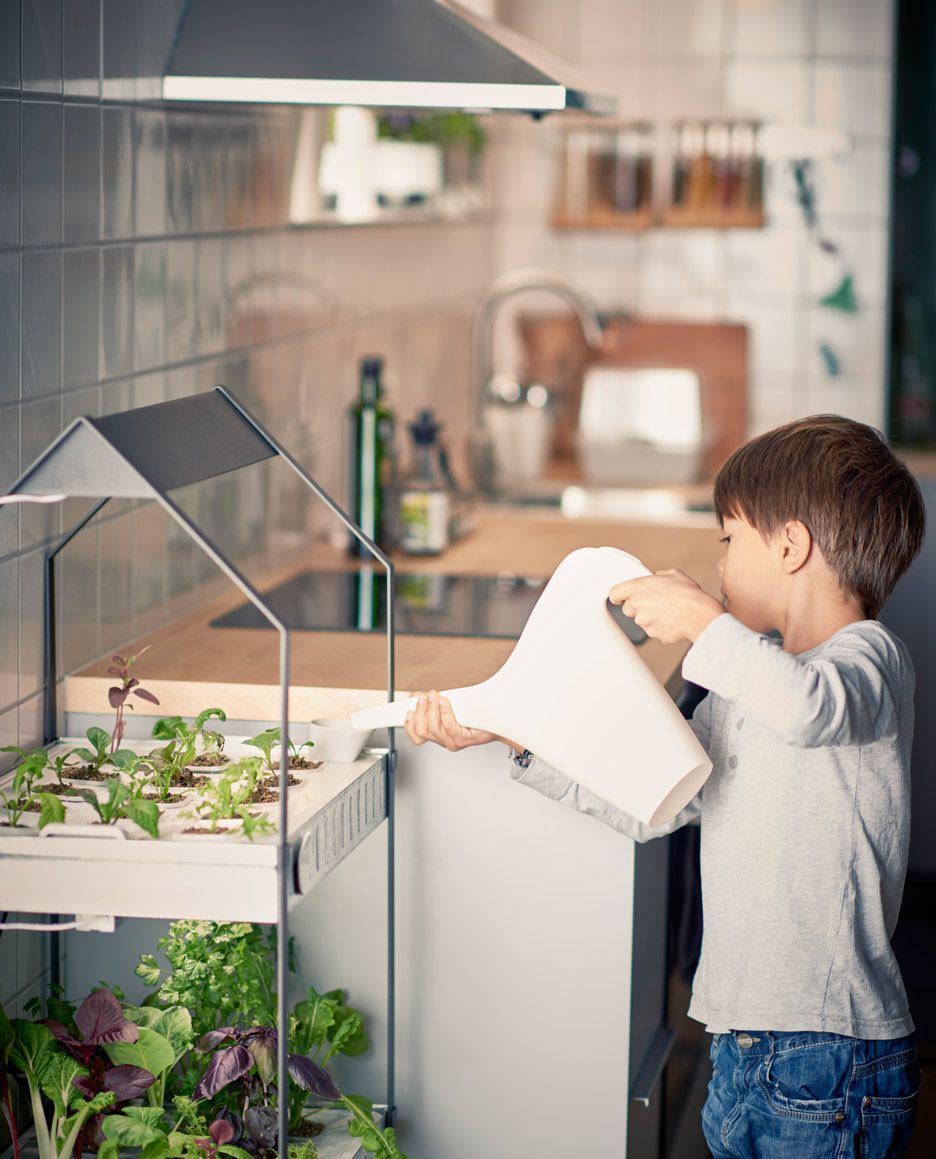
[471,269,604,496]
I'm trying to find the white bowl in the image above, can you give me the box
[307,718,373,763]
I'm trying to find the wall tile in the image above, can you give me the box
[804,376,884,428]
[723,296,807,377]
[0,705,17,771]
[0,98,20,244]
[726,226,808,301]
[806,224,887,309]
[639,230,728,296]
[0,0,21,90]
[21,249,61,397]
[131,502,167,634]
[18,689,42,748]
[166,239,195,364]
[814,62,891,141]
[18,546,44,700]
[657,0,727,56]
[0,251,19,404]
[194,237,225,357]
[816,0,893,59]
[97,513,133,654]
[0,402,17,558]
[134,109,167,237]
[729,0,815,57]
[724,59,810,123]
[101,107,134,239]
[100,245,133,378]
[63,0,100,98]
[21,101,62,244]
[657,60,723,120]
[22,0,62,94]
[64,103,100,242]
[0,555,18,707]
[746,372,810,435]
[63,248,100,390]
[59,517,99,676]
[579,0,646,58]
[133,243,166,371]
[819,145,889,220]
[101,0,134,101]
[806,305,886,385]
[166,113,197,234]
[19,393,61,550]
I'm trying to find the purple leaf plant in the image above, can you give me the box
[107,648,160,753]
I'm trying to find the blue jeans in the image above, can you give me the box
[702,1029,920,1158]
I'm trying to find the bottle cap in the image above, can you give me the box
[408,409,441,446]
[361,356,383,377]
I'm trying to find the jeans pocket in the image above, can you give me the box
[858,1052,920,1155]
[757,1044,849,1122]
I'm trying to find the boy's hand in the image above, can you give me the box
[403,691,522,753]
[609,569,723,644]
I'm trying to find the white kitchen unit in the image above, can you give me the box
[296,736,672,1159]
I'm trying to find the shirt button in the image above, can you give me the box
[736,718,744,730]
[728,755,738,770]
[737,1032,754,1048]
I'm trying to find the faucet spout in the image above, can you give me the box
[471,268,604,495]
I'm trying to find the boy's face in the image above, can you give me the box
[717,515,782,633]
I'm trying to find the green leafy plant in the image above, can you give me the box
[0,747,66,829]
[188,708,229,766]
[136,922,279,1040]
[244,728,316,774]
[78,777,160,839]
[70,726,136,779]
[106,1004,193,1110]
[286,985,367,1131]
[98,1105,253,1159]
[377,111,485,153]
[182,760,274,839]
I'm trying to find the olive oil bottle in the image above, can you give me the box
[348,356,395,557]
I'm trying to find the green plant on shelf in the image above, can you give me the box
[0,746,67,829]
[77,776,160,838]
[70,726,136,780]
[106,648,160,753]
[244,727,316,775]
[182,759,275,839]
[110,750,168,801]
[187,707,229,766]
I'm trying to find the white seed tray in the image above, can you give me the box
[0,738,388,923]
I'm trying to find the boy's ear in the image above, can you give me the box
[779,519,812,574]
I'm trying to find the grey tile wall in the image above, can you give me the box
[0,0,492,760]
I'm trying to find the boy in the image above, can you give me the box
[404,415,926,1158]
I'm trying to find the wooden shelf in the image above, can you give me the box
[552,206,655,231]
[660,205,764,229]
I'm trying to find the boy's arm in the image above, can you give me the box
[508,695,711,843]
[683,614,906,747]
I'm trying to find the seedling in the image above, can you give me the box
[107,648,160,753]
[244,727,316,775]
[71,726,136,779]
[183,760,274,839]
[78,777,160,839]
[0,748,66,829]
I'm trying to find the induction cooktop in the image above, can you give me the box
[211,568,647,644]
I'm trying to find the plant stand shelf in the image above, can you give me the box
[0,738,387,923]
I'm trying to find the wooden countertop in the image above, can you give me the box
[66,507,723,722]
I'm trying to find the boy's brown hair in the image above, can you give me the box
[713,415,925,617]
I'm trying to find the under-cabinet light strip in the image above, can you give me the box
[162,75,569,110]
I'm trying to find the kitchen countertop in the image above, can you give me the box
[66,506,724,722]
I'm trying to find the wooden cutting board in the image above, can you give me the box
[517,313,748,481]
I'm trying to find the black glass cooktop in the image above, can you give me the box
[211,568,647,644]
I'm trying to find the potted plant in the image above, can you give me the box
[76,776,160,838]
[244,728,317,776]
[179,760,274,840]
[0,747,67,832]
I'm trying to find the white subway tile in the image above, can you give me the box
[806,305,886,384]
[723,297,808,376]
[726,227,809,300]
[804,377,885,427]
[814,61,891,139]
[579,0,647,58]
[806,225,887,308]
[818,145,889,220]
[639,231,728,294]
[816,0,894,59]
[746,373,811,435]
[657,0,728,56]
[724,59,811,122]
[499,0,571,57]
[657,60,723,120]
[728,0,815,58]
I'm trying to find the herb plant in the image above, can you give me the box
[244,727,317,774]
[0,747,66,829]
[71,726,136,778]
[107,648,160,753]
[183,760,274,839]
[78,777,160,838]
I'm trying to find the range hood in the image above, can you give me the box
[162,0,614,116]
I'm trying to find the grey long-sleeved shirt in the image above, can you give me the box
[509,613,915,1039]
